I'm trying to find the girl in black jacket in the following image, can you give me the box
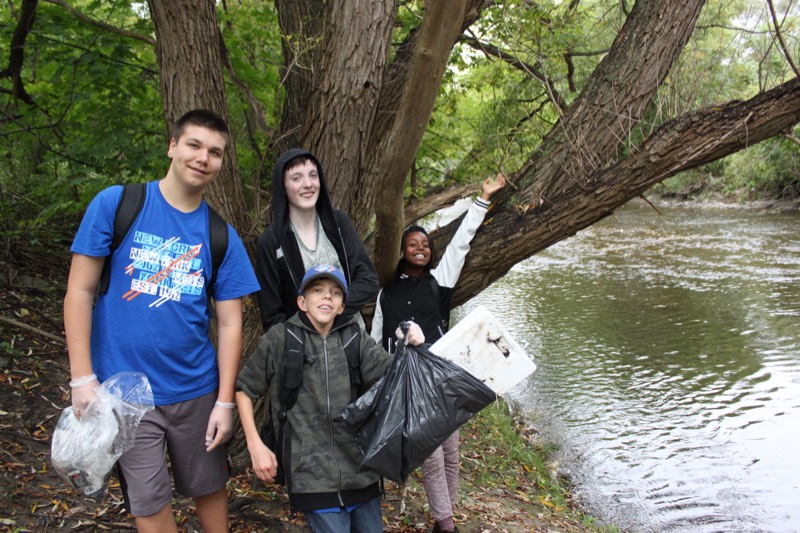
[371,173,505,533]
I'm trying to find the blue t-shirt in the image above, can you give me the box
[70,181,260,405]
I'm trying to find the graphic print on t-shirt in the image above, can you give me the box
[121,229,206,307]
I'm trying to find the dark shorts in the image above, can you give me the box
[116,391,229,516]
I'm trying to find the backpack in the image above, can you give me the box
[98,182,229,297]
[262,320,362,486]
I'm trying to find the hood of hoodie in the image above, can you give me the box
[270,148,337,237]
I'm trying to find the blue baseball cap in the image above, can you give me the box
[298,264,349,300]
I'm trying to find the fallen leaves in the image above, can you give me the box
[0,278,600,533]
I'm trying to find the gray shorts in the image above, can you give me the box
[116,391,229,517]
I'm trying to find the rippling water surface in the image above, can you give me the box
[455,203,800,532]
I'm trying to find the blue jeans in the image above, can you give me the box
[303,497,383,533]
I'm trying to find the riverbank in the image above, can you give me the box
[645,191,799,211]
[225,402,609,532]
[0,269,609,532]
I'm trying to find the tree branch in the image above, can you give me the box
[42,0,156,46]
[0,315,66,344]
[460,33,567,111]
[766,0,800,78]
[404,183,477,225]
[783,130,800,147]
[447,77,800,309]
[371,0,471,284]
[1,0,38,105]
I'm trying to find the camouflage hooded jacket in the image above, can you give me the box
[236,312,392,511]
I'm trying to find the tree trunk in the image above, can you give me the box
[274,0,326,153]
[274,0,395,223]
[274,1,487,238]
[370,0,469,285]
[442,76,800,309]
[147,0,250,236]
[363,0,487,246]
[147,0,260,460]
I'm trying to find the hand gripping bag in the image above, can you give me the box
[51,372,154,499]
[338,339,496,483]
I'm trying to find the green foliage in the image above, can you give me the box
[654,133,800,202]
[0,0,285,260]
[392,0,425,50]
[723,136,800,199]
[218,1,283,203]
[651,163,723,200]
[464,401,566,503]
[0,1,163,259]
[0,338,16,357]
[415,0,626,189]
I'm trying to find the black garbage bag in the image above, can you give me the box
[337,338,496,483]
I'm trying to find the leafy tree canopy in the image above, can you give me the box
[1,0,798,267]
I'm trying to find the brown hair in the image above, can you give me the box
[172,109,230,146]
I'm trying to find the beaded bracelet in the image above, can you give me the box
[215,401,236,409]
[69,373,97,388]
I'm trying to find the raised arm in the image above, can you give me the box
[433,174,506,288]
[480,173,506,201]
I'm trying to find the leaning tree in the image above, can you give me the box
[148,0,799,308]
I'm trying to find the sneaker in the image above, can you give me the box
[431,526,458,533]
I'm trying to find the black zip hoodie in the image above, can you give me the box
[254,148,379,332]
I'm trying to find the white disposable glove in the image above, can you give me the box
[395,321,425,346]
[70,374,100,419]
[205,401,235,451]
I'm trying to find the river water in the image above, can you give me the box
[453,202,800,532]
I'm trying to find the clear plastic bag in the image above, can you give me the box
[51,372,154,499]
[337,339,496,483]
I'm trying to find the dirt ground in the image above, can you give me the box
[0,264,599,532]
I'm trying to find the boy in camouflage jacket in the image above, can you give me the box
[236,264,423,532]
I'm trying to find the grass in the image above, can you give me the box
[460,401,573,512]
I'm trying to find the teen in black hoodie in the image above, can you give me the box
[255,148,379,332]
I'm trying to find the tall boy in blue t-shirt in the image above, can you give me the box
[63,109,259,532]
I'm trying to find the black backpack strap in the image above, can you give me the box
[279,321,361,413]
[279,322,305,420]
[99,183,146,295]
[206,205,229,298]
[340,322,362,401]
[266,321,305,490]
